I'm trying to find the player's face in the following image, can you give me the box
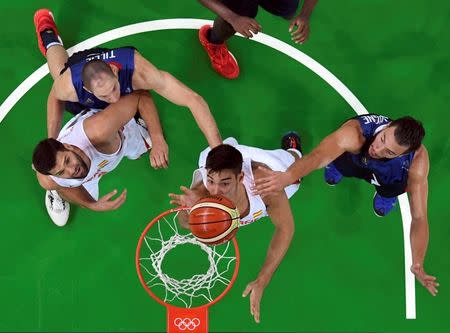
[368,126,409,159]
[206,169,243,201]
[50,149,89,179]
[92,74,121,103]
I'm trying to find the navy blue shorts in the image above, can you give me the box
[222,0,299,19]
[332,155,408,198]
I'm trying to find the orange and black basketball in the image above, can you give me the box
[189,195,240,246]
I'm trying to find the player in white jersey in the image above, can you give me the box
[32,91,161,226]
[168,135,302,324]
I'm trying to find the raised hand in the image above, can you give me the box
[252,166,291,197]
[90,189,127,211]
[242,279,266,324]
[150,139,169,169]
[411,263,439,296]
[169,186,200,207]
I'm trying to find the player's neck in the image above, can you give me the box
[71,145,91,170]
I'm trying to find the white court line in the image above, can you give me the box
[0,18,415,319]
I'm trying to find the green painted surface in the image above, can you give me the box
[0,1,449,332]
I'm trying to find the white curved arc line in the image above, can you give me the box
[0,64,48,123]
[0,18,414,319]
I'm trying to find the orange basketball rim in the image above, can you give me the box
[136,207,240,333]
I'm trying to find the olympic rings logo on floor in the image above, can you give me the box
[173,317,201,330]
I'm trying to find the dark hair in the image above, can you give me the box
[32,138,67,175]
[205,144,243,175]
[390,116,425,153]
[81,59,114,90]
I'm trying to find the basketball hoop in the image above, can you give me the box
[136,207,240,332]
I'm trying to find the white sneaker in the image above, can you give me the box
[45,190,70,227]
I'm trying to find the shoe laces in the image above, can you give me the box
[207,43,230,67]
[49,191,66,212]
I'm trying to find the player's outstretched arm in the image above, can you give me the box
[35,172,127,211]
[407,146,439,296]
[132,52,222,147]
[47,73,79,138]
[46,84,66,139]
[58,186,127,212]
[133,90,169,169]
[243,190,295,324]
[84,92,144,145]
[253,120,362,196]
[169,184,209,229]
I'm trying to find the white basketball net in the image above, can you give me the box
[138,211,237,308]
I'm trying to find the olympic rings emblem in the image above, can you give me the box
[173,317,201,330]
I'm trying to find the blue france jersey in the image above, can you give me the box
[337,114,415,187]
[69,47,135,109]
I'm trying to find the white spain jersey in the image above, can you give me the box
[50,110,150,199]
[191,137,301,226]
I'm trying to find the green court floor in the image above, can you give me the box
[0,1,449,332]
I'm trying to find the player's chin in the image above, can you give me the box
[79,167,88,178]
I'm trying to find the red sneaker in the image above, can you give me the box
[198,25,239,79]
[33,9,61,56]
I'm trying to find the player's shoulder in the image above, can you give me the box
[334,119,365,150]
[133,49,151,67]
[132,49,160,89]
[415,144,428,158]
[341,118,363,133]
[36,172,59,190]
[53,70,78,101]
[410,145,429,178]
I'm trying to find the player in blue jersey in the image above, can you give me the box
[33,9,222,153]
[34,8,222,226]
[253,114,439,296]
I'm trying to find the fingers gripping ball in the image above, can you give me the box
[189,195,240,246]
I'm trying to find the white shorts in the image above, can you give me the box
[82,179,100,201]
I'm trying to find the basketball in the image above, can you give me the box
[189,195,240,246]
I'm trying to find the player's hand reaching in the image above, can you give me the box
[242,279,267,324]
[252,166,291,197]
[150,138,169,169]
[229,14,262,38]
[289,14,311,44]
[89,189,127,211]
[169,186,200,207]
[411,263,439,296]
